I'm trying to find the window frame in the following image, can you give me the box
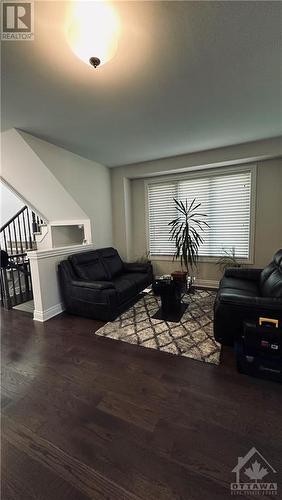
[144,164,257,264]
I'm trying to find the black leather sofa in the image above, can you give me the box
[58,247,153,321]
[214,249,282,346]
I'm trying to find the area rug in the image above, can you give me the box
[95,289,221,365]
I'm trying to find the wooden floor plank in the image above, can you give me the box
[3,417,141,500]
[1,307,282,500]
[2,438,90,500]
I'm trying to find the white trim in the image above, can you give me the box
[27,243,94,260]
[145,182,150,259]
[195,279,219,289]
[33,303,64,322]
[144,163,257,263]
[249,165,257,263]
[49,219,90,226]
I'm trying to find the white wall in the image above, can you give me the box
[1,129,88,223]
[21,131,113,248]
[28,244,95,322]
[0,181,24,226]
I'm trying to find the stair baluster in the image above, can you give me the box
[0,205,46,309]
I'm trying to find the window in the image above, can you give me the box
[147,168,255,259]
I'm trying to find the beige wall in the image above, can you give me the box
[1,129,88,223]
[21,131,113,248]
[111,138,282,284]
[254,159,282,266]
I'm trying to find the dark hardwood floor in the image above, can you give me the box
[1,307,282,500]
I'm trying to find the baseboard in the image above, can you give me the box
[195,279,219,289]
[33,302,65,322]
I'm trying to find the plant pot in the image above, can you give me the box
[171,271,188,294]
[171,271,187,282]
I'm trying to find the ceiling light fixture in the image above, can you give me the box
[65,1,120,69]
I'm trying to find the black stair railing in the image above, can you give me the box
[0,252,33,309]
[1,205,33,254]
[0,206,46,309]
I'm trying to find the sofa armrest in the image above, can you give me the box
[224,267,263,281]
[219,293,282,311]
[72,280,115,290]
[123,262,152,273]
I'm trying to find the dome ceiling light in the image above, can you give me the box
[65,1,120,68]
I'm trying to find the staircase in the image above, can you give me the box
[0,206,47,309]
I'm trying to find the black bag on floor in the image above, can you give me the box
[235,319,282,383]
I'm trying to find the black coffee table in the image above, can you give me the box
[152,277,188,322]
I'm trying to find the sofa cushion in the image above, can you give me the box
[260,249,282,298]
[218,287,259,300]
[97,247,124,278]
[69,251,109,281]
[122,272,149,292]
[224,267,262,281]
[113,276,137,303]
[219,276,260,295]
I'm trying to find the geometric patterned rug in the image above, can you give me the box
[95,289,221,365]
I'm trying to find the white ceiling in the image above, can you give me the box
[2,1,282,167]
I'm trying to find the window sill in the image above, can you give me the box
[149,255,254,265]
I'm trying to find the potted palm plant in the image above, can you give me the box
[216,247,241,274]
[168,198,208,288]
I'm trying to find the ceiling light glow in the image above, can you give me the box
[65,1,120,68]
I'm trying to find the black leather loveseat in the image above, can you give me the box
[214,249,282,346]
[58,247,153,321]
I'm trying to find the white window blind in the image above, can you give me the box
[148,170,252,258]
